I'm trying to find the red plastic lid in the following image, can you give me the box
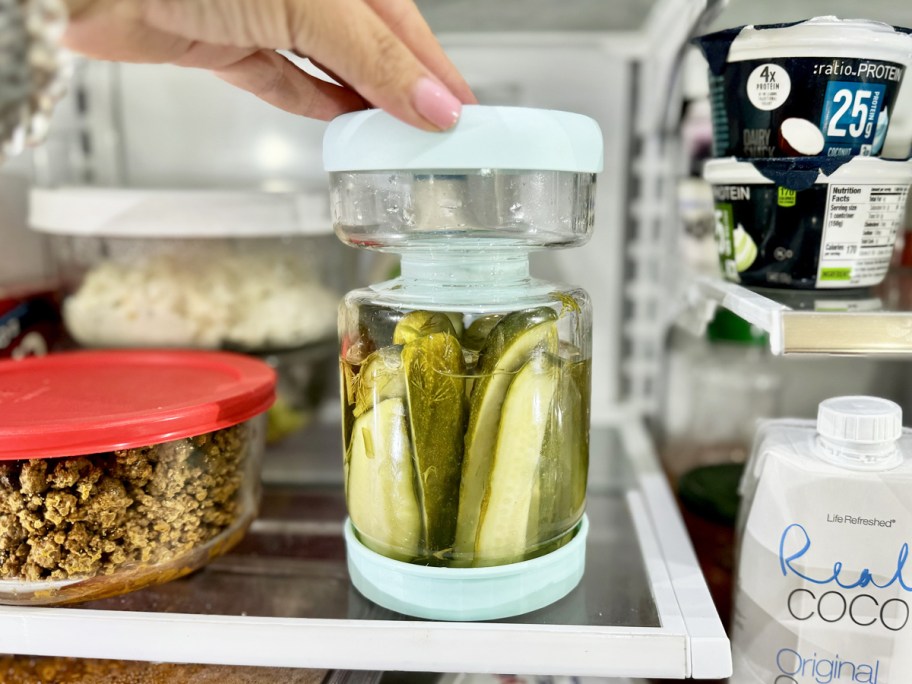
[0,350,276,460]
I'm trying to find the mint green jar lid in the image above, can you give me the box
[344,516,589,621]
[323,105,604,173]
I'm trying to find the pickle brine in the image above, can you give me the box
[341,307,590,567]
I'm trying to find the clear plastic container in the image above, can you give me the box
[52,234,340,352]
[28,188,347,440]
[325,106,602,619]
[664,309,781,478]
[0,350,275,605]
[29,189,344,352]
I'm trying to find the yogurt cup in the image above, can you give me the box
[694,17,912,158]
[704,156,912,289]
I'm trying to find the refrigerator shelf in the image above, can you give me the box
[684,274,912,356]
[0,419,730,680]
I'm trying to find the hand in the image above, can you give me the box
[63,0,477,130]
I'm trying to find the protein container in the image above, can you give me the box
[694,17,912,158]
[324,106,600,620]
[0,350,274,605]
[705,156,912,289]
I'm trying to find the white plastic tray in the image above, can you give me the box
[685,274,912,356]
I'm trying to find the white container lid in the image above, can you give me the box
[727,17,912,64]
[29,188,332,238]
[322,105,604,173]
[703,156,912,186]
[817,396,903,445]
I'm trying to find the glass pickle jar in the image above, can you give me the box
[324,106,603,620]
[0,350,275,605]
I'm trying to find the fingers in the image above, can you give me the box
[65,0,368,120]
[285,0,463,130]
[140,0,467,130]
[362,0,476,105]
[63,0,190,63]
[72,0,472,129]
[140,0,297,49]
[213,50,368,120]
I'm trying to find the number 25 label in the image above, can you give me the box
[821,82,885,142]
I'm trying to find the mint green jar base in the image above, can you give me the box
[344,515,589,621]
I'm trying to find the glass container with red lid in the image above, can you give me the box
[0,350,275,605]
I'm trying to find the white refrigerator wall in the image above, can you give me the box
[116,65,328,191]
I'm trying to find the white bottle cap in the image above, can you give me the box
[817,396,903,445]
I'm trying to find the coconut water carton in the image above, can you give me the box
[733,396,912,683]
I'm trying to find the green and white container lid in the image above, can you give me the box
[323,105,603,173]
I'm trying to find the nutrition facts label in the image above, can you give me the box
[816,184,909,288]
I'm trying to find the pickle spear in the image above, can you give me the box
[340,361,357,491]
[463,314,503,352]
[536,355,588,551]
[565,359,590,526]
[445,312,465,339]
[475,353,559,565]
[402,331,467,554]
[394,310,458,345]
[454,307,558,559]
[353,346,406,418]
[347,398,422,561]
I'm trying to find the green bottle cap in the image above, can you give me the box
[678,463,745,526]
[706,309,768,346]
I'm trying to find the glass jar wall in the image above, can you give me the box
[330,170,596,249]
[339,282,591,568]
[325,105,602,619]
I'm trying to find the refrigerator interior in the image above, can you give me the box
[5,0,912,679]
[14,0,715,421]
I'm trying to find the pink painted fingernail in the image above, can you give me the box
[412,77,462,130]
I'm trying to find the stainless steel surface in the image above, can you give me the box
[79,426,659,629]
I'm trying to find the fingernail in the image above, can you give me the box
[412,77,461,130]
